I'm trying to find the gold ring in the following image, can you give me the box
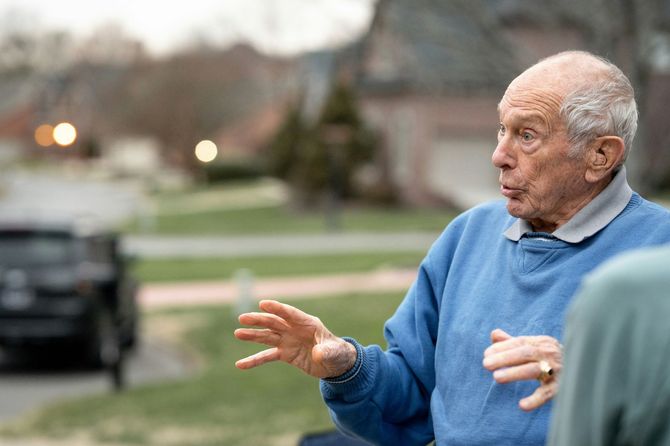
[538,360,553,383]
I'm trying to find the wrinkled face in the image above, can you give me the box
[492,79,591,231]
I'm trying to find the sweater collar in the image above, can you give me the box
[504,166,633,243]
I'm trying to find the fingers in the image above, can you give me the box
[519,381,557,412]
[490,359,558,411]
[491,362,541,383]
[483,333,562,372]
[489,359,558,411]
[483,344,537,371]
[238,300,319,332]
[234,328,281,347]
[235,300,332,376]
[235,347,280,370]
[490,328,512,343]
[259,300,317,326]
[483,330,563,412]
[238,311,290,332]
[484,336,526,357]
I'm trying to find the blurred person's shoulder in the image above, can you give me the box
[585,244,670,286]
[573,244,670,313]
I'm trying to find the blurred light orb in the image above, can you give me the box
[195,140,218,163]
[53,122,77,147]
[34,124,55,147]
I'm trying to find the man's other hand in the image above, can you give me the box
[483,328,563,411]
[235,300,357,379]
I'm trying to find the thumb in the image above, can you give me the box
[491,328,512,343]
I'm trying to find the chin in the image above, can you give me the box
[505,201,527,219]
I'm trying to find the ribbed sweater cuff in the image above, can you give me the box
[320,338,376,400]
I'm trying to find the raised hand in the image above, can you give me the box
[483,328,563,411]
[235,300,357,379]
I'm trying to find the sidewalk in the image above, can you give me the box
[139,268,418,309]
[123,232,440,258]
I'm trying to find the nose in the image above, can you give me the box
[492,134,515,169]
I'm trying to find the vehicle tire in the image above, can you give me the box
[88,311,126,391]
[87,311,121,370]
[121,316,139,350]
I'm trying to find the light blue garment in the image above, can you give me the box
[321,194,670,446]
[549,245,670,446]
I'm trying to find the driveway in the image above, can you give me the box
[0,336,195,423]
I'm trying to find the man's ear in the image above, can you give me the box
[585,136,625,183]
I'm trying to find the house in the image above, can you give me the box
[307,0,670,207]
[326,0,522,207]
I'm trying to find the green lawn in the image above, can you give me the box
[0,293,405,446]
[126,179,457,236]
[122,177,457,235]
[127,205,456,235]
[133,251,425,283]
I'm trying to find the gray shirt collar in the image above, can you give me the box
[504,166,633,243]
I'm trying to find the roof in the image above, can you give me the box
[354,0,521,94]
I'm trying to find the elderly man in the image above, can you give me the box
[235,51,670,445]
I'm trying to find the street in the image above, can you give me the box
[123,232,440,258]
[0,336,195,423]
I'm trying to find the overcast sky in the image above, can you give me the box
[0,0,376,55]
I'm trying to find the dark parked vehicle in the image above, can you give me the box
[0,219,139,373]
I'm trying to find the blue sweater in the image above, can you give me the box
[321,194,670,446]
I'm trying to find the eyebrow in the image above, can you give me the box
[498,109,548,129]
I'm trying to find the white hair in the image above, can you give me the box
[557,53,638,162]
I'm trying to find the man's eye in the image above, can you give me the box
[498,124,505,135]
[522,132,534,141]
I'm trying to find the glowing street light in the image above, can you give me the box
[195,140,218,163]
[53,122,77,147]
[34,124,55,147]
